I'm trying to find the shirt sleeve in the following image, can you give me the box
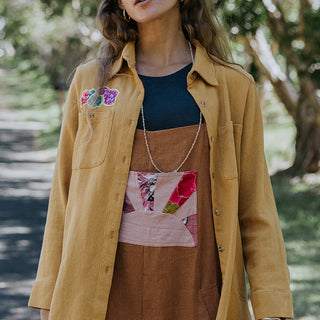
[28,67,80,310]
[238,81,294,320]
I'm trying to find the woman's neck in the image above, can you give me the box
[135,10,192,76]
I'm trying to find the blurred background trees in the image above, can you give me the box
[215,0,320,175]
[0,2,319,319]
[0,0,100,87]
[1,0,319,175]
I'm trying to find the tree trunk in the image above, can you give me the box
[293,77,320,174]
[238,31,298,118]
[239,31,320,174]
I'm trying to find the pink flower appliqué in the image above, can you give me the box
[81,90,95,106]
[80,87,119,108]
[163,171,197,214]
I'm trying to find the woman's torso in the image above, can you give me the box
[106,63,222,319]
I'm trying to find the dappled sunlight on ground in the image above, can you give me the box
[0,105,52,320]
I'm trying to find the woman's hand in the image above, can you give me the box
[40,309,50,320]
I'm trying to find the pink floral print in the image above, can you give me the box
[137,172,158,212]
[80,87,119,109]
[163,171,197,214]
[119,171,198,247]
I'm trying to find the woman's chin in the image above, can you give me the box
[126,0,180,24]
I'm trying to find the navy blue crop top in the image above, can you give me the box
[137,63,201,131]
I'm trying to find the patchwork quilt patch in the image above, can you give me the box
[120,170,198,247]
[137,172,158,212]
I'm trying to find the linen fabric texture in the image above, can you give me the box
[106,124,222,319]
[28,40,294,320]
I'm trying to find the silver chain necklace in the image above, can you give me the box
[141,41,202,173]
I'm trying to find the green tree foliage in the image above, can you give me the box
[0,1,31,59]
[215,0,320,174]
[39,0,98,17]
[215,0,320,82]
[0,0,100,88]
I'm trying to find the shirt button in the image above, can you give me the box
[105,266,110,273]
[215,209,220,216]
[90,114,94,119]
[210,136,215,142]
[190,74,195,80]
[109,231,115,238]
[200,101,206,107]
[211,172,215,179]
[219,246,225,252]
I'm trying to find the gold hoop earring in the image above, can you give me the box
[123,9,131,22]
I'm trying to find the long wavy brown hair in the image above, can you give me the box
[96,0,232,84]
[85,0,232,141]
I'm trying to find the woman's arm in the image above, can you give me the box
[40,309,50,320]
[28,68,80,310]
[238,81,293,319]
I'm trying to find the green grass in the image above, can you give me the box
[272,175,320,319]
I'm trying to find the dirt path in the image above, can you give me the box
[0,103,55,320]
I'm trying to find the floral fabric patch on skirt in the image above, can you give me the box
[120,170,198,247]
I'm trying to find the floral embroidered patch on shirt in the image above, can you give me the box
[80,87,119,109]
[119,171,198,247]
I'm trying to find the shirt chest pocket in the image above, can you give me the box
[72,111,115,170]
[217,121,242,180]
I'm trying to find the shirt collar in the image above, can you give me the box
[110,41,136,77]
[190,39,219,86]
[110,40,219,86]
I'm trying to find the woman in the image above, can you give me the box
[29,0,294,319]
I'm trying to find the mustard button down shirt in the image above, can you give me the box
[28,40,294,320]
